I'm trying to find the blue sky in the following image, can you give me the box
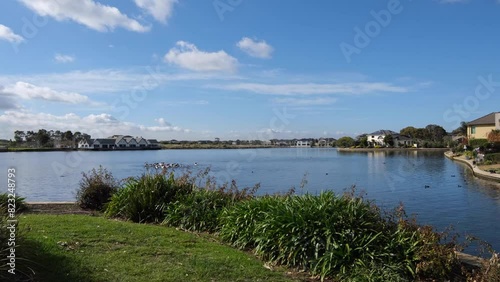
[0,0,499,141]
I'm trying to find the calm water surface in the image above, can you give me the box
[1,148,499,252]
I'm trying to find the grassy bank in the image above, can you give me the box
[16,214,297,282]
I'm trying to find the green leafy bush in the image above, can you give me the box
[469,138,489,148]
[485,153,500,164]
[0,193,27,215]
[220,191,461,281]
[76,166,120,211]
[164,180,258,233]
[0,194,32,280]
[105,173,194,223]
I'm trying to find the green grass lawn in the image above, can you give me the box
[17,214,298,282]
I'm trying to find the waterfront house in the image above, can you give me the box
[317,138,336,147]
[467,112,500,140]
[392,134,413,147]
[92,138,116,149]
[77,138,93,149]
[295,139,312,147]
[367,130,398,146]
[79,135,161,150]
[147,139,160,148]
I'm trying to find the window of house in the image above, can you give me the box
[471,126,476,134]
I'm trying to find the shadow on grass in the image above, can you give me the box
[16,239,93,282]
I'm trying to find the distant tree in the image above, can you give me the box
[14,130,25,143]
[488,130,500,143]
[25,131,35,142]
[400,126,418,138]
[415,128,427,140]
[358,136,368,148]
[452,121,468,136]
[425,124,447,142]
[62,130,74,141]
[336,136,355,148]
[383,134,394,147]
[36,129,51,147]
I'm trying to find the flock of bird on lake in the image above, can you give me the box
[144,162,197,170]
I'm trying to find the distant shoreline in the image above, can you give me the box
[444,151,500,183]
[337,147,449,152]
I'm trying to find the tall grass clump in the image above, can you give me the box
[0,194,33,280]
[105,172,194,223]
[76,166,120,211]
[0,193,27,214]
[164,180,258,233]
[220,191,461,281]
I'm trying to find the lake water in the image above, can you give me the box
[1,148,500,253]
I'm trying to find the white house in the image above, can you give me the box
[295,139,312,147]
[367,130,398,146]
[78,139,93,149]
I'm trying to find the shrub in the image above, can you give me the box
[105,172,194,223]
[164,189,233,232]
[164,180,258,233]
[220,191,463,281]
[0,193,27,215]
[219,195,283,249]
[0,194,32,280]
[469,138,489,148]
[76,166,120,211]
[485,153,500,164]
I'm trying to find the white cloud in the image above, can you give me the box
[164,41,238,72]
[208,82,408,95]
[273,97,337,106]
[0,24,24,43]
[155,117,171,126]
[18,0,150,32]
[1,81,98,105]
[0,110,190,138]
[146,118,190,133]
[237,37,274,59]
[54,54,75,63]
[134,0,178,23]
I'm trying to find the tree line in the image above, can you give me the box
[335,124,450,148]
[13,129,90,148]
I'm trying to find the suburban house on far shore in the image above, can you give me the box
[367,130,414,147]
[78,135,160,150]
[467,112,500,140]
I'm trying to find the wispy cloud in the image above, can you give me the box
[134,0,178,24]
[237,37,274,59]
[0,110,190,137]
[54,54,75,63]
[0,24,24,43]
[18,0,150,32]
[1,81,101,105]
[164,41,238,72]
[0,68,241,95]
[207,82,409,95]
[273,97,337,106]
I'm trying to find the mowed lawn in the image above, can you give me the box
[17,214,298,282]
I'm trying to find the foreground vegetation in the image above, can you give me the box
[16,214,295,282]
[3,164,500,281]
[79,168,498,281]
